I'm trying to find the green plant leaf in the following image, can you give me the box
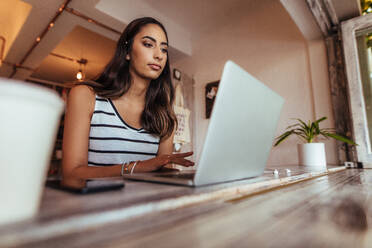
[296,118,310,132]
[274,130,292,141]
[310,122,316,135]
[293,128,307,137]
[275,116,358,147]
[274,130,295,146]
[319,128,335,139]
[315,116,327,123]
[313,117,327,138]
[321,132,357,145]
[285,123,301,130]
[293,130,308,142]
[314,122,321,133]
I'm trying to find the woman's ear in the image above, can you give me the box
[125,54,130,60]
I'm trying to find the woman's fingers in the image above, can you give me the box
[171,157,194,167]
[172,151,193,158]
[158,152,194,167]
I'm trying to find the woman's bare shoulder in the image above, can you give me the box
[67,85,96,113]
[69,84,95,97]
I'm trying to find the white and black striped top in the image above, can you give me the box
[88,96,160,166]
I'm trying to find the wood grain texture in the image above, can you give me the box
[306,0,332,36]
[323,0,339,26]
[5,168,371,248]
[0,165,346,247]
[325,32,356,162]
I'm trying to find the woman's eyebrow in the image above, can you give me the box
[142,36,168,46]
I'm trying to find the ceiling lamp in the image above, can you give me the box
[76,69,84,81]
[76,58,87,81]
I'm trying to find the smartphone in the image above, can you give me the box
[46,178,125,194]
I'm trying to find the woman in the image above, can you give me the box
[62,17,194,188]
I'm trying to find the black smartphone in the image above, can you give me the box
[46,179,125,194]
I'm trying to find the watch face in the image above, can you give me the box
[173,69,181,80]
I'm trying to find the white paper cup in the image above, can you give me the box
[0,78,64,225]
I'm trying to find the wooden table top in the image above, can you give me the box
[0,165,360,248]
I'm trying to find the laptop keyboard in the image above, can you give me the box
[156,173,195,180]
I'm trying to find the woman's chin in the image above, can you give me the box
[145,73,162,81]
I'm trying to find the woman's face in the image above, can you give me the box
[127,24,168,81]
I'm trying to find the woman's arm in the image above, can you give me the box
[62,85,124,187]
[62,86,193,187]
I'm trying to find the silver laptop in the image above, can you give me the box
[122,60,284,186]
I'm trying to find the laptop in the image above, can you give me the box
[122,60,284,186]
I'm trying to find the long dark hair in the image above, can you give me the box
[89,17,176,139]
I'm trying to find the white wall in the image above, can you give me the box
[173,0,338,166]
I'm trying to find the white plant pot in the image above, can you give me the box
[297,143,327,167]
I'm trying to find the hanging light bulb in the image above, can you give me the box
[76,58,87,81]
[76,69,83,81]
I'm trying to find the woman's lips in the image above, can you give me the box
[148,64,161,71]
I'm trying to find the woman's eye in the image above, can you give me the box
[143,42,153,47]
[161,48,168,53]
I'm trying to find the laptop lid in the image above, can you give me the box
[194,60,284,186]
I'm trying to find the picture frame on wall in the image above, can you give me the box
[205,80,219,118]
[173,68,181,80]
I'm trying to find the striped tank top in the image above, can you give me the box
[88,96,160,166]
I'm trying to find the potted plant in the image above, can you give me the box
[274,116,357,167]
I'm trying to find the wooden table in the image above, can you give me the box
[1,166,371,248]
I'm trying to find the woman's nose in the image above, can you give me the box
[154,48,164,61]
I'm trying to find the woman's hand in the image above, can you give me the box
[157,151,194,167]
[137,151,194,172]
